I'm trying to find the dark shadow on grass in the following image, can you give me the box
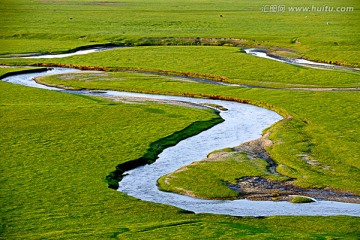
[105,116,224,190]
[0,67,49,79]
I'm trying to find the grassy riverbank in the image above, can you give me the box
[1,0,359,66]
[1,69,360,239]
[158,150,287,200]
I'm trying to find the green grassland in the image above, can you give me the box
[2,71,360,239]
[1,0,360,238]
[1,46,360,88]
[0,67,29,75]
[1,0,360,66]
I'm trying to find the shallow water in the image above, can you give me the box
[244,48,356,71]
[2,68,80,89]
[2,68,360,217]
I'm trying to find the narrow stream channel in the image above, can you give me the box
[15,46,121,59]
[2,68,360,217]
[244,48,358,71]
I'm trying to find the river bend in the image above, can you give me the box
[2,68,360,217]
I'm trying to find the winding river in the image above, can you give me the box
[2,68,360,217]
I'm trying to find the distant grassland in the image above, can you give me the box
[1,0,359,65]
[1,46,359,88]
[1,69,360,239]
[38,71,360,194]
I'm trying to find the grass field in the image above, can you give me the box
[1,0,359,66]
[2,46,360,88]
[1,0,360,239]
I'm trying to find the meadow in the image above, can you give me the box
[1,0,360,239]
[2,46,360,88]
[1,0,359,66]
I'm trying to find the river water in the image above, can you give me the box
[244,48,357,71]
[18,46,120,59]
[2,68,359,217]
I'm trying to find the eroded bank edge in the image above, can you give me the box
[0,67,50,79]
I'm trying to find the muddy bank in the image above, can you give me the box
[104,96,212,110]
[228,134,360,204]
[232,176,360,203]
